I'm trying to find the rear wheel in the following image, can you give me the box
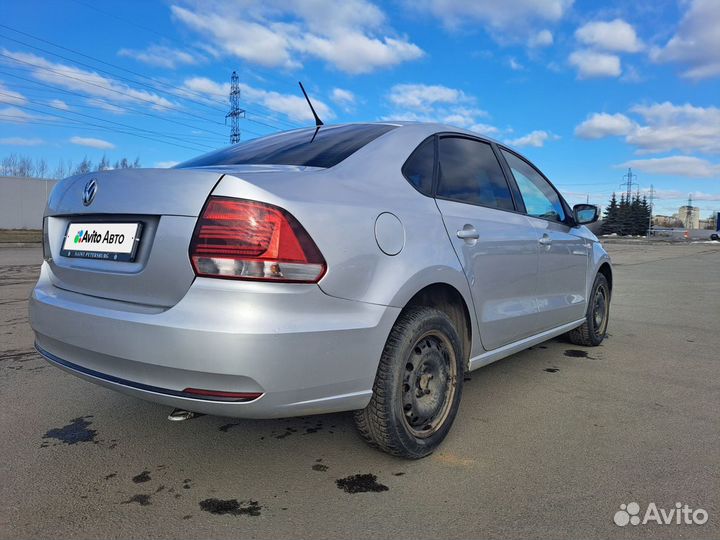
[354,307,464,459]
[567,273,610,346]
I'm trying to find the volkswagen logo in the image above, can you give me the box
[82,178,97,206]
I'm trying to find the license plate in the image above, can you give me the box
[61,222,142,261]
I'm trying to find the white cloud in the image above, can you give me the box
[640,188,720,202]
[383,83,499,136]
[118,44,203,69]
[411,0,572,39]
[170,1,423,74]
[617,156,720,178]
[628,102,720,155]
[70,136,115,149]
[576,102,720,156]
[330,88,357,112]
[650,0,720,80]
[294,34,424,75]
[528,29,553,47]
[0,106,37,123]
[0,49,174,110]
[49,99,69,110]
[0,137,44,146]
[508,57,524,71]
[575,113,635,139]
[506,130,558,148]
[387,83,469,109]
[155,161,179,168]
[469,123,501,137]
[182,77,333,123]
[84,98,125,115]
[575,19,643,53]
[0,82,27,105]
[569,49,621,78]
[330,88,356,106]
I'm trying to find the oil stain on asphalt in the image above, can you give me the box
[122,494,151,506]
[336,474,389,494]
[132,470,151,483]
[42,416,96,445]
[199,498,262,516]
[564,349,592,358]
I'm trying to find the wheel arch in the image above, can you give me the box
[597,261,613,293]
[400,283,473,366]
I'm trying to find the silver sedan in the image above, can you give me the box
[29,122,612,458]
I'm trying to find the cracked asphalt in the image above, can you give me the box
[1,243,718,539]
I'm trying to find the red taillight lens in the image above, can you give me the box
[189,197,326,283]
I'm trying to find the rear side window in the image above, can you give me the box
[401,137,435,195]
[436,137,514,211]
[177,124,398,169]
[501,150,565,222]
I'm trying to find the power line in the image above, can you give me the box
[0,51,230,127]
[0,69,232,138]
[2,98,212,152]
[0,113,225,142]
[0,23,302,130]
[0,90,219,149]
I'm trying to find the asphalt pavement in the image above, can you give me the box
[1,243,718,539]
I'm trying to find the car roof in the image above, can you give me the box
[309,121,506,148]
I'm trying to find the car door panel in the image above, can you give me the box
[436,200,541,351]
[500,148,591,332]
[528,218,588,329]
[433,136,542,352]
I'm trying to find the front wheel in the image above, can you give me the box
[567,273,610,346]
[354,307,465,459]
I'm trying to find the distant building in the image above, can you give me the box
[678,205,700,229]
[699,216,717,230]
[653,214,680,227]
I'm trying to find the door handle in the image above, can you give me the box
[457,227,479,240]
[538,234,552,246]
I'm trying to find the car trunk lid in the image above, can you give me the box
[45,168,224,307]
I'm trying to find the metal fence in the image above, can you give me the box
[0,176,57,229]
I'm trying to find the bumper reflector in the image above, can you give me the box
[182,388,263,402]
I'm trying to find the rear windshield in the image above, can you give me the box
[177,124,398,169]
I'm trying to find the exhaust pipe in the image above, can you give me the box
[167,408,204,422]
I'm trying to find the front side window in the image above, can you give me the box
[436,137,514,211]
[401,137,435,195]
[502,150,565,222]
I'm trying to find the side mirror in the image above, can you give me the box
[573,204,599,225]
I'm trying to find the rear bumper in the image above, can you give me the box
[29,263,400,418]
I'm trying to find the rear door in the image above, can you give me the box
[433,135,541,351]
[500,148,589,330]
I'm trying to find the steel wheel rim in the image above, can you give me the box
[399,330,457,438]
[592,284,609,337]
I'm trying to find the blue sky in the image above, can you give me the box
[2,0,719,217]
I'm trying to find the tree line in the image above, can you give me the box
[1,153,141,179]
[601,192,652,236]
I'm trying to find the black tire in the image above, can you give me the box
[711,233,719,241]
[354,307,465,459]
[567,273,610,346]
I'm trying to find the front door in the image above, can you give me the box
[500,149,589,331]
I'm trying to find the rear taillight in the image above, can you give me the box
[189,197,326,283]
[42,217,51,262]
